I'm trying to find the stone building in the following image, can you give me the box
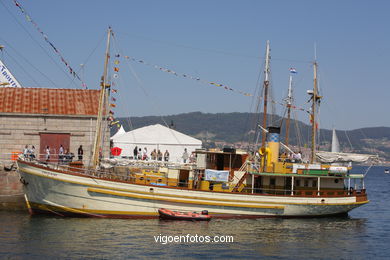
[0,87,110,165]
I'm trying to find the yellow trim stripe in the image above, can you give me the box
[20,165,367,207]
[30,202,159,215]
[87,187,284,209]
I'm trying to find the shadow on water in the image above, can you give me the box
[1,166,389,259]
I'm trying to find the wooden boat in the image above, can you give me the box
[17,30,377,218]
[158,208,211,221]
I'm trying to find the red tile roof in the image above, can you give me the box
[0,87,100,115]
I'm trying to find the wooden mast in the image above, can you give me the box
[92,27,112,168]
[310,60,319,163]
[261,40,271,149]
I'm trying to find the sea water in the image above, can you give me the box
[0,166,389,259]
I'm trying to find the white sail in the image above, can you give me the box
[331,128,340,153]
[316,151,378,163]
[0,59,22,88]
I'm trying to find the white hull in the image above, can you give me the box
[17,160,367,218]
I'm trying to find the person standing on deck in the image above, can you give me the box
[182,148,189,163]
[23,145,29,158]
[78,145,83,161]
[59,145,64,163]
[164,150,170,162]
[143,147,148,160]
[45,146,50,162]
[133,146,138,160]
[30,146,36,159]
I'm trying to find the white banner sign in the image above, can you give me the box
[0,60,22,87]
[205,169,229,182]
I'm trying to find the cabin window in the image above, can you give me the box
[304,180,309,187]
[270,178,276,186]
[295,179,301,187]
[312,180,317,187]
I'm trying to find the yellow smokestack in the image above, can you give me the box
[267,127,280,165]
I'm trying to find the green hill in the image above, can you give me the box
[112,112,390,161]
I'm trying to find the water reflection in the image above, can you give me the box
[0,212,370,259]
[1,166,389,259]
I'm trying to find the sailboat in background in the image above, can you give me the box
[331,128,340,153]
[316,127,377,164]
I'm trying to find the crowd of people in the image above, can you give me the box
[280,151,304,163]
[132,146,171,162]
[22,144,84,163]
[131,146,195,163]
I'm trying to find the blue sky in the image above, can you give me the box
[1,0,389,130]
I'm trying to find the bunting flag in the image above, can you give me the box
[13,0,87,88]
[124,56,253,97]
[108,60,120,128]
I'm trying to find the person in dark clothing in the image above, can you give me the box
[133,146,138,160]
[78,145,83,161]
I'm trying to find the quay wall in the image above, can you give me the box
[0,169,25,210]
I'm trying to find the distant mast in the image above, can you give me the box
[261,40,271,149]
[285,68,296,147]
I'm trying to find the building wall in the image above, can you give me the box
[0,113,110,165]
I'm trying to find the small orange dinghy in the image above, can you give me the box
[158,208,211,221]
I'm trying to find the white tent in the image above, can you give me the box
[110,125,126,140]
[111,124,202,163]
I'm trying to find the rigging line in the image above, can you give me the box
[0,47,43,87]
[245,61,264,151]
[12,0,84,88]
[125,55,252,97]
[65,32,106,89]
[111,37,185,148]
[0,36,57,87]
[112,55,136,140]
[344,130,353,150]
[0,1,76,87]
[358,128,375,154]
[116,31,312,63]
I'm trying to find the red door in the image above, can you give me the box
[39,133,70,162]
